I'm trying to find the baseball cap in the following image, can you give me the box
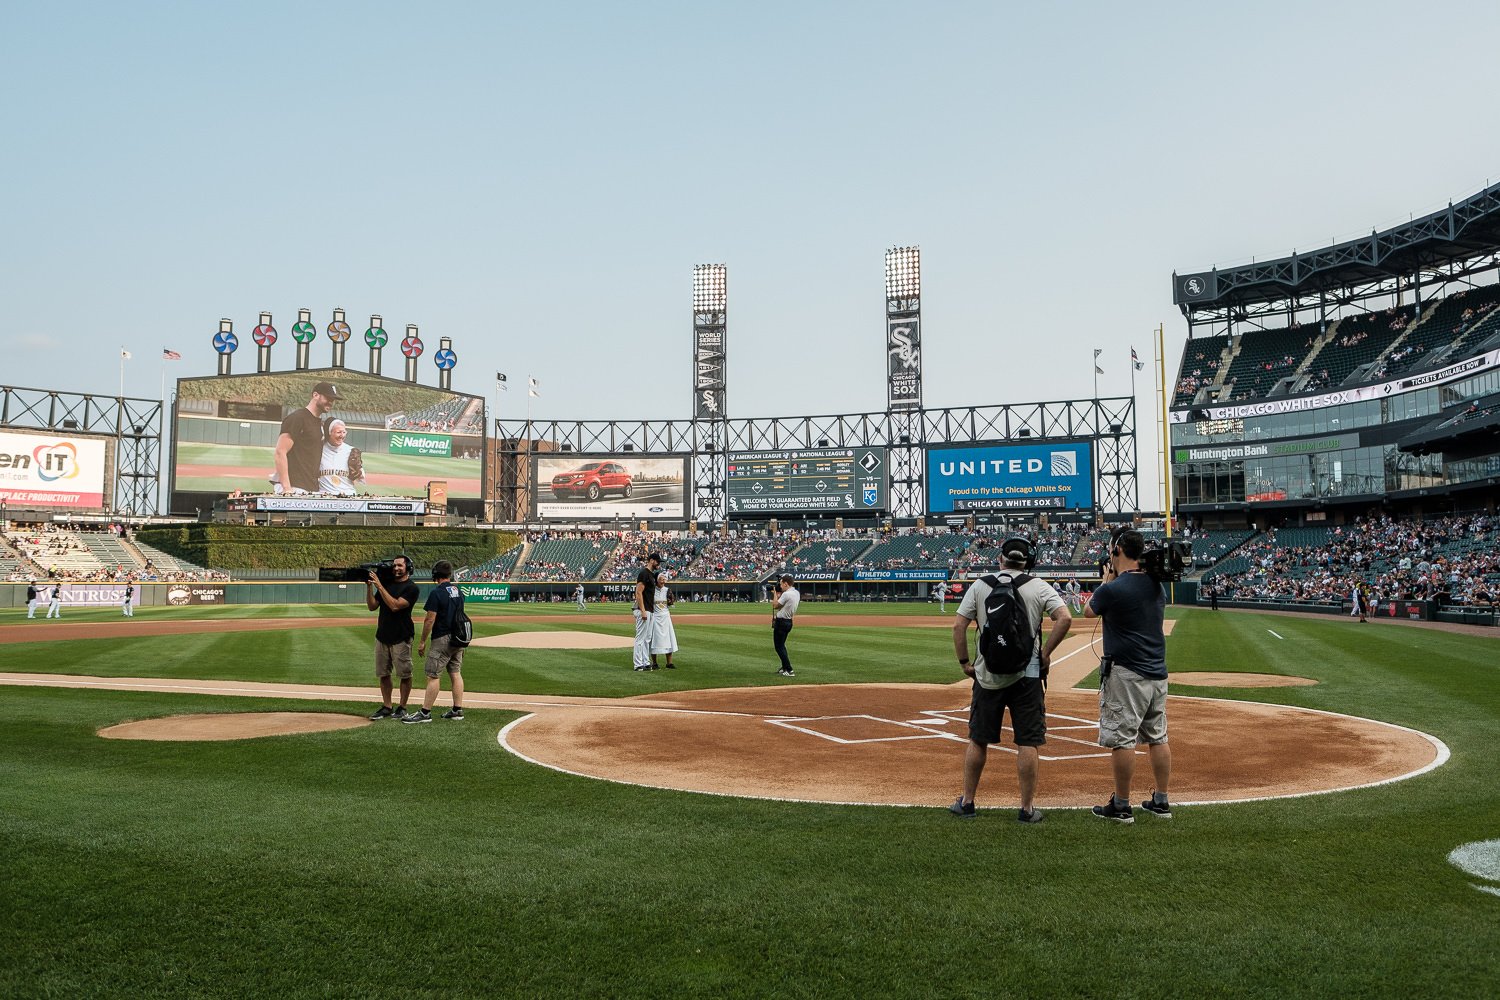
[312,381,341,400]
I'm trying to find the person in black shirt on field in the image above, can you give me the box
[26,581,39,619]
[408,560,466,723]
[274,380,340,493]
[367,555,420,720]
[1084,528,1171,823]
[632,553,661,671]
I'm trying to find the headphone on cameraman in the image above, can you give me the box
[1000,536,1036,570]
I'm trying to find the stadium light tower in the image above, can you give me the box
[692,263,728,523]
[884,246,923,517]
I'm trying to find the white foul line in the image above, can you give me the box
[1267,629,1284,639]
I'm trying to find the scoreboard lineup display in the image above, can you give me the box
[726,447,888,515]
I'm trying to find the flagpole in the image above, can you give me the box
[119,349,126,399]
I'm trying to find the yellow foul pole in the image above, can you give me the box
[1156,323,1172,538]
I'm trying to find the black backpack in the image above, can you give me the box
[977,573,1037,674]
[446,586,473,648]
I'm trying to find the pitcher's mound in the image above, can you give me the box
[1172,672,1318,688]
[471,632,635,649]
[99,712,370,741]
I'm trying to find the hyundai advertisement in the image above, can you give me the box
[926,441,1094,512]
[531,455,687,520]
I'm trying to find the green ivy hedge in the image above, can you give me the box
[135,525,518,571]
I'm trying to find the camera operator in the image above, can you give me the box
[366,556,420,721]
[1084,528,1171,823]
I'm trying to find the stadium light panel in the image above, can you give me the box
[693,264,727,312]
[885,246,921,298]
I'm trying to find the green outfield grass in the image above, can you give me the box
[3,609,1498,998]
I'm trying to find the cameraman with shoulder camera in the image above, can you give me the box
[1084,528,1172,823]
[366,556,420,721]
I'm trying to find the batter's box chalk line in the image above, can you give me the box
[764,710,1119,760]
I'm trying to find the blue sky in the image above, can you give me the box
[4,2,1499,509]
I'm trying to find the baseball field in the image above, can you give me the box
[3,602,1497,998]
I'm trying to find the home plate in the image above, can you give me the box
[470,632,636,649]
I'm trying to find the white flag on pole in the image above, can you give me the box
[496,372,508,391]
[120,349,132,360]
[528,376,540,398]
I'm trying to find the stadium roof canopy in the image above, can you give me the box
[1173,180,1500,313]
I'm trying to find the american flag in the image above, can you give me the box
[1131,347,1143,371]
[162,348,182,361]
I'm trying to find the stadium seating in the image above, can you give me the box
[778,538,874,574]
[855,532,971,570]
[693,536,795,581]
[1298,307,1416,392]
[1221,325,1320,400]
[459,544,525,581]
[1173,334,1232,406]
[514,537,615,581]
[1376,284,1500,378]
[132,541,218,580]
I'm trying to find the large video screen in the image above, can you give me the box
[532,455,687,520]
[0,430,111,509]
[927,441,1094,512]
[171,369,485,501]
[726,447,889,516]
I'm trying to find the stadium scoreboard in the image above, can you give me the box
[726,447,888,515]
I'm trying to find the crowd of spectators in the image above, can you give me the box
[1206,514,1499,607]
[3,523,228,583]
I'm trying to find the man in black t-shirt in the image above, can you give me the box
[408,560,466,723]
[366,555,420,720]
[273,380,340,493]
[26,582,39,619]
[632,552,660,671]
[1085,528,1171,823]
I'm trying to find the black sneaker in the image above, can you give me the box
[948,796,976,819]
[778,668,795,677]
[1139,798,1172,819]
[1018,807,1045,824]
[633,665,650,671]
[442,708,464,721]
[1092,798,1135,824]
[402,710,433,725]
[369,706,396,721]
[663,662,676,669]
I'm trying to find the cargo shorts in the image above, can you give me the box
[375,639,414,681]
[1098,665,1168,749]
[424,635,464,679]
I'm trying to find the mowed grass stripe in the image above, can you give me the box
[4,667,1498,998]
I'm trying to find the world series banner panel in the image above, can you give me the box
[726,447,888,516]
[926,441,1094,512]
[0,430,109,508]
[171,369,485,506]
[532,455,687,520]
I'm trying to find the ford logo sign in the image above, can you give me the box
[648,506,665,513]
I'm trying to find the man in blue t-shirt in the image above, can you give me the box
[407,560,466,724]
[1084,528,1171,824]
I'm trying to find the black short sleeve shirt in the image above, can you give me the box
[279,408,324,492]
[375,580,421,645]
[636,568,657,612]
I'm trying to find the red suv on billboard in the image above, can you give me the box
[550,461,633,501]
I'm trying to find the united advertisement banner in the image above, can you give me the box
[0,431,108,508]
[887,314,922,409]
[927,441,1095,513]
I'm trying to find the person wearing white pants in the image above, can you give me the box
[631,553,661,671]
[650,571,678,668]
[26,582,40,619]
[122,583,135,617]
[46,586,62,619]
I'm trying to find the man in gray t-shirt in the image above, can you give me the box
[949,538,1072,823]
